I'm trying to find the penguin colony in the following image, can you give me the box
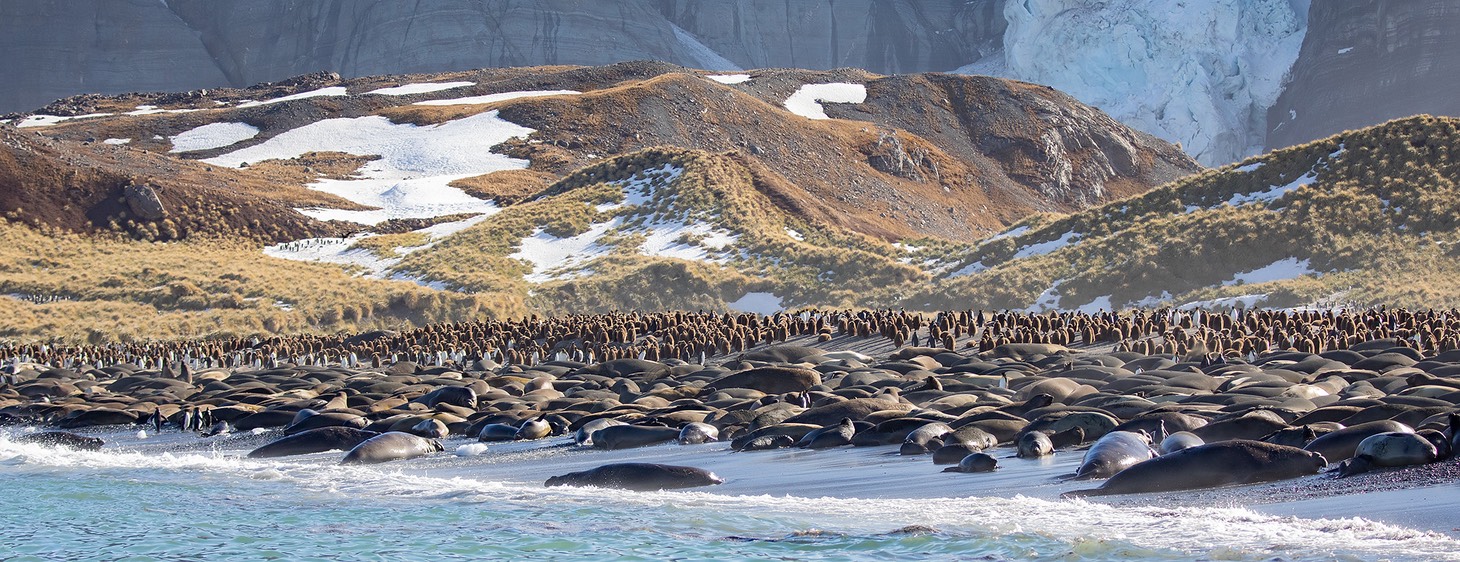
[5,307,1460,494]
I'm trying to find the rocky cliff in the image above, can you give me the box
[5,0,1460,168]
[1267,0,1460,150]
[0,0,1001,115]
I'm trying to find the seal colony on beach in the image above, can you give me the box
[5,307,1460,498]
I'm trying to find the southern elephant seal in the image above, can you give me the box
[1072,431,1154,480]
[591,425,680,450]
[15,431,104,450]
[677,422,719,445]
[942,452,998,473]
[1158,431,1205,455]
[340,432,443,465]
[1063,440,1326,497]
[574,419,626,446]
[1303,420,1414,464]
[1336,432,1439,477]
[1017,431,1054,458]
[544,463,724,491]
[738,434,795,451]
[799,418,856,449]
[249,427,380,459]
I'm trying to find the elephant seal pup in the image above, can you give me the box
[1303,420,1413,464]
[678,422,720,445]
[1072,431,1154,480]
[1158,431,1205,455]
[340,432,443,465]
[545,463,724,491]
[15,431,104,451]
[942,453,998,473]
[1336,432,1439,477]
[592,425,681,451]
[249,427,380,458]
[1017,431,1054,458]
[1064,441,1326,497]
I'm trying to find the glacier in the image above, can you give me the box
[977,0,1308,166]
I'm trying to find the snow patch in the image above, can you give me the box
[707,74,752,85]
[509,165,738,283]
[1013,230,1080,259]
[1133,291,1174,308]
[785,228,805,241]
[412,90,579,106]
[510,220,622,283]
[265,213,495,283]
[15,113,112,128]
[237,86,348,108]
[1337,47,1353,55]
[1178,294,1268,310]
[1075,295,1114,314]
[1223,257,1313,286]
[727,293,783,315]
[366,81,475,96]
[1025,281,1064,312]
[125,105,200,116]
[784,83,867,120]
[206,111,527,225]
[168,122,260,153]
[947,261,988,278]
[103,138,131,145]
[988,225,1031,242]
[1227,170,1313,207]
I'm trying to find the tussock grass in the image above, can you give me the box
[0,219,521,344]
[910,115,1460,311]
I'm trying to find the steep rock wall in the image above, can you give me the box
[1268,0,1460,149]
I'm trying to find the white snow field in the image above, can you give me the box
[168,122,260,153]
[707,74,752,85]
[206,110,527,225]
[783,83,867,120]
[237,86,348,108]
[1223,257,1314,286]
[412,90,580,106]
[214,109,542,286]
[365,81,475,96]
[14,113,113,128]
[984,0,1307,166]
[727,292,783,315]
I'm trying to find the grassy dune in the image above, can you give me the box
[911,115,1460,311]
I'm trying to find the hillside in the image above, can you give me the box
[0,63,1196,342]
[903,115,1460,312]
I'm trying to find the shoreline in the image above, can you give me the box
[5,308,1460,545]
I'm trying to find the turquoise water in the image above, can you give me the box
[2,429,1457,561]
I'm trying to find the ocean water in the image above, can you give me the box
[2,428,1457,561]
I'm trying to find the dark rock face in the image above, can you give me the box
[0,0,1004,114]
[1268,0,1460,150]
[658,0,1006,74]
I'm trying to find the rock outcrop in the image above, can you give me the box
[1267,0,1460,150]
